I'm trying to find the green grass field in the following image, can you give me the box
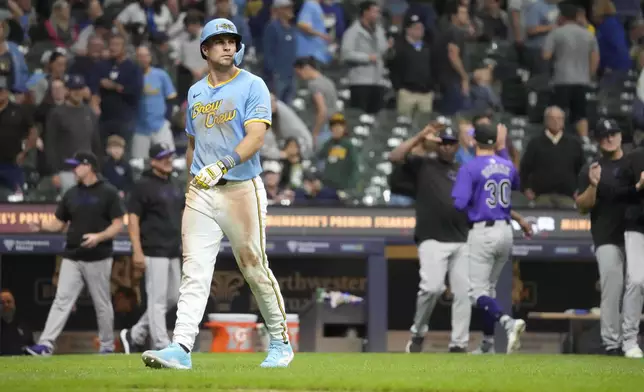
[1,353,642,392]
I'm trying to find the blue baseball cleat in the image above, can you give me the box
[25,344,53,356]
[260,340,294,368]
[141,343,192,370]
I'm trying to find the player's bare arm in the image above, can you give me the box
[128,213,145,268]
[236,121,269,160]
[510,210,532,237]
[81,217,125,249]
[576,185,597,215]
[389,124,440,162]
[576,162,600,214]
[29,217,66,233]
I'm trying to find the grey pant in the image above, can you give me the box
[411,240,471,348]
[39,258,114,352]
[623,231,644,351]
[467,221,513,304]
[131,120,175,159]
[595,244,625,350]
[131,256,181,349]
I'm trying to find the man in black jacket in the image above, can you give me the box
[119,144,184,354]
[519,106,584,208]
[26,151,125,356]
[387,13,434,119]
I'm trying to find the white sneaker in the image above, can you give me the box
[505,318,526,354]
[624,347,643,359]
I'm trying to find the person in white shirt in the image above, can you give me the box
[115,0,173,37]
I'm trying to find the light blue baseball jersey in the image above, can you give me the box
[186,69,271,181]
[137,67,176,135]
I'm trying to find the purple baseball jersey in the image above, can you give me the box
[451,154,520,222]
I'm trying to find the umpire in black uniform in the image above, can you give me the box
[575,119,632,356]
[389,123,471,353]
[119,144,184,354]
[26,151,125,356]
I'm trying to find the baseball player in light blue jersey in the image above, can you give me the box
[452,123,532,354]
[141,18,293,369]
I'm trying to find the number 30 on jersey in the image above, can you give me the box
[484,179,511,208]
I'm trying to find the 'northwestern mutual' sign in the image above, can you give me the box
[0,204,590,239]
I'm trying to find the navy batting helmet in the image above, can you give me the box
[199,18,245,65]
[474,123,497,146]
[594,118,621,139]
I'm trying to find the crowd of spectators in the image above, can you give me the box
[0,0,643,207]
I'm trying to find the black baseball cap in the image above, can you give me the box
[65,151,98,170]
[65,74,86,90]
[594,118,621,139]
[94,15,112,29]
[150,32,170,44]
[404,14,423,28]
[149,144,175,160]
[474,123,497,146]
[439,127,458,143]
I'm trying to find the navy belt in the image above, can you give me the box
[469,219,510,229]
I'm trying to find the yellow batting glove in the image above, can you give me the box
[192,162,227,189]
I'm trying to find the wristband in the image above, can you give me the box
[219,152,242,171]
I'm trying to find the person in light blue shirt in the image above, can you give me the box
[296,0,331,64]
[263,0,297,104]
[523,0,558,73]
[133,45,177,159]
[184,68,270,180]
[456,115,514,165]
[455,125,475,165]
[524,0,559,48]
[141,18,294,371]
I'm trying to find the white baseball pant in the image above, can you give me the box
[130,256,181,349]
[594,244,625,351]
[622,231,644,352]
[467,221,513,304]
[410,239,471,348]
[172,176,289,351]
[38,257,114,352]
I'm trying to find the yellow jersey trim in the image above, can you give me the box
[244,119,272,127]
[207,69,241,88]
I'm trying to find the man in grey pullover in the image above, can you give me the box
[45,75,102,195]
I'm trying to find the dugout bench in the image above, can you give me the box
[528,312,644,354]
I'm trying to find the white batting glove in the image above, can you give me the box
[192,161,228,189]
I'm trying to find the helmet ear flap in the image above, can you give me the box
[234,43,245,66]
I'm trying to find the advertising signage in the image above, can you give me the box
[0,204,590,239]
